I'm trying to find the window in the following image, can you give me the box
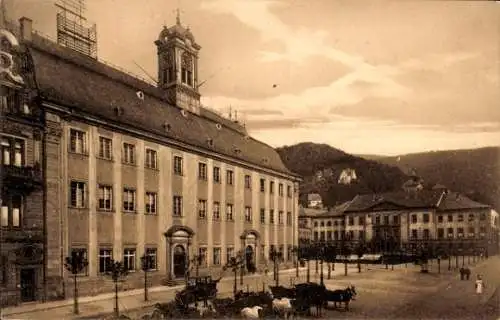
[69,129,87,154]
[479,226,486,238]
[244,206,252,222]
[423,229,430,239]
[437,228,444,239]
[269,209,275,224]
[123,248,136,271]
[244,175,251,189]
[145,149,157,169]
[287,185,292,198]
[269,181,274,194]
[198,163,207,180]
[198,199,207,219]
[278,211,284,224]
[145,248,157,270]
[98,185,112,211]
[198,247,207,267]
[447,228,454,238]
[480,213,486,221]
[145,192,157,214]
[314,221,318,227]
[359,216,365,225]
[1,137,24,166]
[226,247,234,263]
[411,214,417,224]
[278,183,283,196]
[213,167,221,183]
[226,204,233,221]
[226,170,234,185]
[327,231,332,241]
[70,181,86,208]
[213,202,220,220]
[383,215,389,225]
[1,194,22,228]
[260,209,265,224]
[98,249,112,274]
[260,178,265,192]
[123,189,136,212]
[286,211,292,226]
[411,229,418,239]
[173,196,183,217]
[314,232,319,241]
[98,137,112,160]
[468,214,474,222]
[122,143,135,164]
[69,248,88,275]
[437,215,443,223]
[321,221,325,227]
[213,247,221,265]
[359,230,365,241]
[468,227,475,238]
[458,214,464,222]
[348,217,354,226]
[457,227,464,237]
[447,214,453,222]
[260,245,265,260]
[423,213,430,223]
[173,156,183,175]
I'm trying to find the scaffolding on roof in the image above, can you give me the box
[55,0,97,59]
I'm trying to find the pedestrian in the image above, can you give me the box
[475,275,485,303]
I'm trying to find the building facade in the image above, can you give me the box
[1,21,44,306]
[2,16,300,305]
[302,189,499,255]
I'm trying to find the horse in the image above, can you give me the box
[325,286,357,311]
[241,306,264,319]
[272,297,295,319]
[269,285,296,299]
[295,282,327,317]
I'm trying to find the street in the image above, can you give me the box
[2,258,498,319]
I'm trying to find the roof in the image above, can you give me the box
[307,193,322,201]
[23,32,298,178]
[344,190,490,213]
[299,201,349,218]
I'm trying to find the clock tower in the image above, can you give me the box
[155,11,201,114]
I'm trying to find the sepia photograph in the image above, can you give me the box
[0,0,499,319]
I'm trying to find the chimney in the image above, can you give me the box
[19,17,32,42]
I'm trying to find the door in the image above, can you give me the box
[173,245,186,278]
[20,268,36,302]
[245,245,254,272]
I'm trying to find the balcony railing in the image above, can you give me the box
[2,164,43,191]
[1,228,44,243]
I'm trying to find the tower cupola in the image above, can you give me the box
[155,10,201,114]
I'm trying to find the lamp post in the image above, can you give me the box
[270,246,283,286]
[140,254,151,301]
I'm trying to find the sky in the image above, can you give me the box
[5,0,500,156]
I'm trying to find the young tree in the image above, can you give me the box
[222,251,244,297]
[141,254,154,301]
[106,260,128,317]
[64,251,88,315]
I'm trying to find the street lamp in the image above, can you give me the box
[270,246,283,286]
[140,254,152,301]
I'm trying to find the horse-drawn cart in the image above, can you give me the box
[175,275,221,306]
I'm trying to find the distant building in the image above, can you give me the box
[302,189,499,255]
[307,193,323,209]
[402,175,424,192]
[338,168,357,185]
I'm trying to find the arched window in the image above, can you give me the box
[163,52,175,83]
[181,52,193,87]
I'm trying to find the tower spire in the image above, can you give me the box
[176,8,181,25]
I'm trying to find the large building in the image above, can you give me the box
[0,15,300,306]
[300,188,499,255]
[1,21,44,306]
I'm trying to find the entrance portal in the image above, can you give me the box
[245,245,255,273]
[20,268,36,302]
[173,245,187,278]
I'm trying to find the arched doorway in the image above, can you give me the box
[164,225,195,280]
[245,245,255,272]
[173,245,187,278]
